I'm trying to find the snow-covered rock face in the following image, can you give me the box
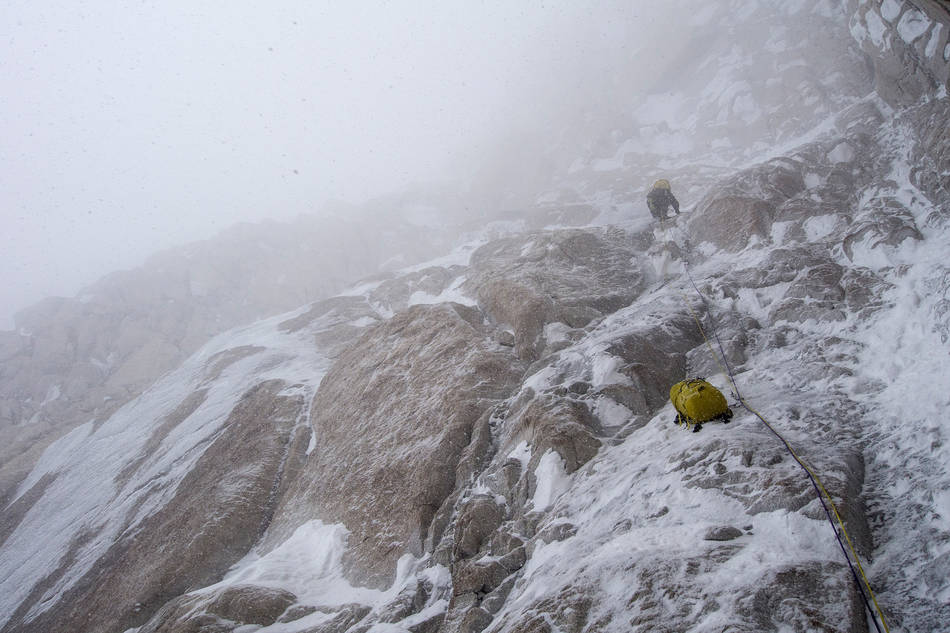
[0,202,475,513]
[847,0,950,105]
[268,302,526,588]
[2,1,949,633]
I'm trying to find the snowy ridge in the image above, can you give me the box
[0,307,333,629]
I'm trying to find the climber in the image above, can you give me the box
[647,179,680,221]
[669,378,733,432]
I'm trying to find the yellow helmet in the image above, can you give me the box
[653,179,671,190]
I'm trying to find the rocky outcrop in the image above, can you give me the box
[848,0,950,106]
[266,302,525,588]
[465,230,645,361]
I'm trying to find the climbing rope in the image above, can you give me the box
[674,246,890,633]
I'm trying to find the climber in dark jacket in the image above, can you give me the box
[647,179,680,220]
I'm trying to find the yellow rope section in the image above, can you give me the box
[679,289,890,632]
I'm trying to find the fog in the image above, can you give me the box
[1,1,679,328]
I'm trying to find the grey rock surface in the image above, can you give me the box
[265,302,524,587]
[5,380,305,633]
[3,2,949,633]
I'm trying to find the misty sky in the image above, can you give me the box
[1,1,666,328]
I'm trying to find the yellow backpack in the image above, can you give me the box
[669,379,733,432]
[653,179,671,190]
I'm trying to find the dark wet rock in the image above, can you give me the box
[498,545,527,572]
[596,384,647,416]
[607,321,701,410]
[685,312,755,378]
[567,380,591,395]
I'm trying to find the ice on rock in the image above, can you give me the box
[531,450,572,511]
[881,0,902,23]
[3,2,950,633]
[897,8,930,44]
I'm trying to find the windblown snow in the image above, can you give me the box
[1,1,948,633]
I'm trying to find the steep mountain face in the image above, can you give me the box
[0,196,482,511]
[2,1,949,633]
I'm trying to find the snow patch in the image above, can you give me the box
[770,221,796,246]
[407,276,475,307]
[543,322,572,346]
[590,351,631,387]
[350,316,378,328]
[10,421,93,506]
[827,142,855,164]
[522,365,560,393]
[803,214,840,242]
[398,239,483,275]
[925,23,944,58]
[532,450,572,511]
[339,279,385,298]
[211,520,383,607]
[866,10,889,48]
[507,441,532,467]
[881,0,902,23]
[0,307,332,628]
[591,396,633,429]
[41,384,61,406]
[897,8,930,44]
